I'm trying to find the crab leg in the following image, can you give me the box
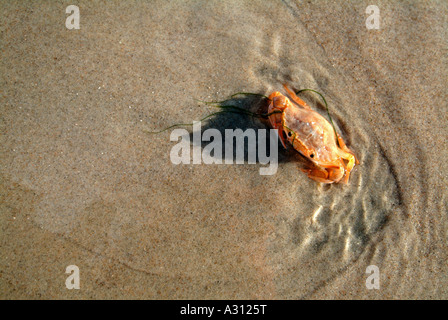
[267,92,289,148]
[282,84,312,110]
[336,133,359,164]
[301,167,334,184]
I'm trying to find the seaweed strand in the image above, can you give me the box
[148,90,335,136]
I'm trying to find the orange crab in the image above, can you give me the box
[268,85,359,184]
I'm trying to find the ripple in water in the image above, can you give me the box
[269,126,403,298]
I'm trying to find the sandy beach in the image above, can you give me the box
[1,0,447,299]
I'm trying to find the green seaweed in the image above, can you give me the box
[147,89,338,140]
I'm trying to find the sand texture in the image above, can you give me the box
[1,0,447,299]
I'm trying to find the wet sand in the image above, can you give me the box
[1,0,447,299]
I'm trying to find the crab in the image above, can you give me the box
[267,85,359,184]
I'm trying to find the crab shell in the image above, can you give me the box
[282,103,344,167]
[267,88,357,184]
